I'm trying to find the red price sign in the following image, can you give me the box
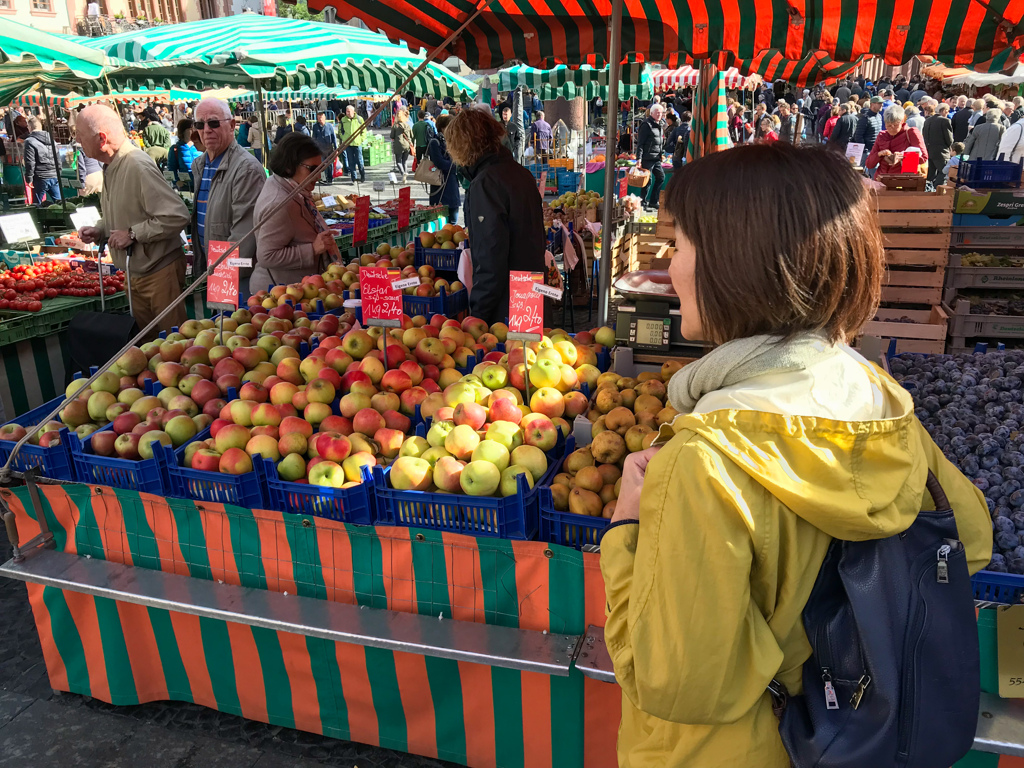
[359,266,402,323]
[618,174,627,198]
[206,241,239,308]
[397,186,411,230]
[353,196,371,244]
[508,271,545,336]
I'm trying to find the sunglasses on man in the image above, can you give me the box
[194,119,228,130]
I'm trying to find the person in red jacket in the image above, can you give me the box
[866,104,929,176]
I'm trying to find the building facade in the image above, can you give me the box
[0,0,75,35]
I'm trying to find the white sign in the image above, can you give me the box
[845,142,865,165]
[532,282,562,300]
[0,213,39,244]
[388,172,398,184]
[227,258,253,268]
[372,206,389,216]
[372,181,386,192]
[69,206,101,230]
[392,276,421,291]
[322,196,336,208]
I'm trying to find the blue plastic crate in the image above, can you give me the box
[69,426,169,493]
[335,217,392,234]
[973,570,1024,603]
[0,395,77,480]
[557,171,581,193]
[958,157,1023,189]
[372,435,573,539]
[414,242,463,273]
[158,426,267,508]
[402,286,469,319]
[262,458,375,524]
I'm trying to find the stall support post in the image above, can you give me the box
[39,85,68,217]
[254,81,271,168]
[597,0,623,326]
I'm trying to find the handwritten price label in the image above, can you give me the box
[508,271,545,337]
[397,186,411,230]
[360,266,402,322]
[206,241,239,308]
[618,174,627,198]
[322,196,336,208]
[353,196,371,244]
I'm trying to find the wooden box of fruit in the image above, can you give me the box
[859,305,949,355]
[873,188,952,306]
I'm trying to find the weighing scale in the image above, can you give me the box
[613,270,707,356]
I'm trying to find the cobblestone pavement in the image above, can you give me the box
[0,567,459,768]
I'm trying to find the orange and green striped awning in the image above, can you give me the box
[309,0,1024,73]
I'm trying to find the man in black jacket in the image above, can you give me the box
[636,103,666,210]
[444,108,546,326]
[951,95,972,142]
[23,116,61,206]
[827,103,858,154]
[923,104,954,187]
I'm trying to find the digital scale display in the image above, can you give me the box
[628,316,671,351]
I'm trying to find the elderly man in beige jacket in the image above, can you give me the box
[76,105,190,338]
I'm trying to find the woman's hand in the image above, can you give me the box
[611,446,661,523]
[312,231,335,256]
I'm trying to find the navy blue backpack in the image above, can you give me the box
[775,471,980,768]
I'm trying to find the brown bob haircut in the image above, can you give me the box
[445,107,507,168]
[664,143,884,345]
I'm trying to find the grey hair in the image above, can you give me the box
[937,103,950,115]
[26,115,41,132]
[986,108,1003,122]
[884,104,905,126]
[1015,97,1024,108]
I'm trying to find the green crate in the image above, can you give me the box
[979,607,999,695]
[0,292,129,347]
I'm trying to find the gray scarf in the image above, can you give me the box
[667,333,841,414]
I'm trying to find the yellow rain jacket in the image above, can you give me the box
[600,348,992,768]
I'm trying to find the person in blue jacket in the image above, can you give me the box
[166,119,200,191]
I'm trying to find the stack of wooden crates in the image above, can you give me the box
[858,188,951,354]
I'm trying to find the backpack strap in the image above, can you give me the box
[926,470,950,511]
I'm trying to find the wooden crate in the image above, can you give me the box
[859,305,948,355]
[873,189,952,307]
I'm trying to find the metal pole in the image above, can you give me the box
[38,85,68,217]
[253,80,270,168]
[597,0,623,326]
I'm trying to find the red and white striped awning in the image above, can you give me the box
[651,66,749,90]
[651,67,699,89]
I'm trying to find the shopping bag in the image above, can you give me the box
[414,156,444,186]
[333,158,344,176]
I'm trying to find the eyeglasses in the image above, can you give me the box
[299,162,320,172]
[194,119,225,130]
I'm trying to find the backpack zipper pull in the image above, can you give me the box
[850,675,871,710]
[821,668,839,710]
[937,544,951,584]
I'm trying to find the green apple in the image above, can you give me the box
[500,465,534,497]
[277,453,306,481]
[309,460,346,488]
[420,445,452,468]
[471,441,510,473]
[510,445,548,483]
[398,436,430,459]
[460,460,501,496]
[426,419,455,448]
[485,421,523,452]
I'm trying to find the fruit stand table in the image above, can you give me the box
[0,480,1020,768]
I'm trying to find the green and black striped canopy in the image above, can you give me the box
[0,20,111,104]
[310,0,1024,73]
[495,64,653,100]
[71,15,480,99]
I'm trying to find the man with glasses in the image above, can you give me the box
[75,105,190,337]
[190,98,266,297]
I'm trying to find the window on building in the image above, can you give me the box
[0,0,12,10]
[31,0,51,10]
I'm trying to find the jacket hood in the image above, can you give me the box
[27,131,51,144]
[664,360,927,541]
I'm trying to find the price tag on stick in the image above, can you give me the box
[618,174,627,198]
[397,186,411,230]
[69,206,101,230]
[353,196,371,244]
[507,271,545,338]
[206,241,240,309]
[0,213,39,245]
[360,266,402,327]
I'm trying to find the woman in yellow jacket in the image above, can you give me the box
[600,142,992,768]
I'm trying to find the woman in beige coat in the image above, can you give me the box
[250,132,337,294]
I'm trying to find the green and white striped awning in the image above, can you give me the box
[495,64,651,100]
[0,20,112,104]
[230,87,390,104]
[73,15,479,100]
[10,87,208,110]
